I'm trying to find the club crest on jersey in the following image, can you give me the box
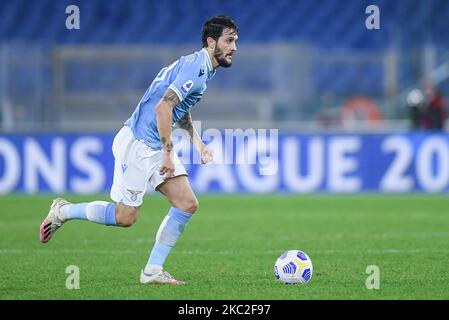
[181,80,193,94]
[127,189,142,202]
[198,68,205,77]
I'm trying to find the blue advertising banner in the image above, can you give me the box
[1,132,448,194]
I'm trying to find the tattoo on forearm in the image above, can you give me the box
[166,142,173,152]
[178,113,194,142]
[162,89,180,105]
[160,137,173,152]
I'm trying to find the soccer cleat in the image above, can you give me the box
[39,197,70,243]
[140,270,185,285]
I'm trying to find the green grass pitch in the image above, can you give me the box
[1,194,449,300]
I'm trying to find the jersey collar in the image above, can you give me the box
[201,48,216,80]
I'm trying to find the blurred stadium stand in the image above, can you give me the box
[1,0,448,132]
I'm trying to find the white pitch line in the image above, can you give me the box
[1,248,449,255]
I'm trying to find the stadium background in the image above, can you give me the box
[1,0,449,300]
[1,0,449,194]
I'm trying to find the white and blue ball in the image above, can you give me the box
[274,250,313,284]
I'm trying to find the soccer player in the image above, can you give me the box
[39,16,238,285]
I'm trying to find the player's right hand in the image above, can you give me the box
[160,153,175,179]
[201,146,213,164]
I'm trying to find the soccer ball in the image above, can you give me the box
[274,250,313,284]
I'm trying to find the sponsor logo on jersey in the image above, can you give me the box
[181,80,193,94]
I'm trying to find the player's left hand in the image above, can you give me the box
[201,146,213,164]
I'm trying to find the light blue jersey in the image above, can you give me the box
[124,48,216,150]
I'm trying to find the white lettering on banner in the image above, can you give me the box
[193,164,237,193]
[0,138,20,193]
[173,128,195,165]
[202,128,224,164]
[416,136,449,192]
[173,124,278,175]
[232,128,278,175]
[236,138,278,193]
[70,137,105,194]
[224,129,235,165]
[65,5,80,30]
[256,129,278,176]
[365,5,380,30]
[24,138,66,193]
[283,137,324,193]
[380,136,413,192]
[175,138,194,166]
[234,128,257,166]
[3,134,449,194]
[328,137,361,192]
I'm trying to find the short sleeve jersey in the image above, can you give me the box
[124,48,215,149]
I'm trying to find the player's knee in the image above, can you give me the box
[116,205,139,227]
[178,197,199,214]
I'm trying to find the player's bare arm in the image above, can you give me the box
[156,88,180,178]
[178,111,213,164]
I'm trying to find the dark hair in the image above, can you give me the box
[202,15,238,48]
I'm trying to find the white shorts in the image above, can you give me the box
[110,126,187,206]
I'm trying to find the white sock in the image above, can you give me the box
[144,264,163,275]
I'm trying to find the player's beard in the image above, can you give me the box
[213,46,232,68]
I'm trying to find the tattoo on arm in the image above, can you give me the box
[159,89,178,153]
[162,88,180,106]
[178,112,194,142]
[160,137,173,152]
[166,142,173,152]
